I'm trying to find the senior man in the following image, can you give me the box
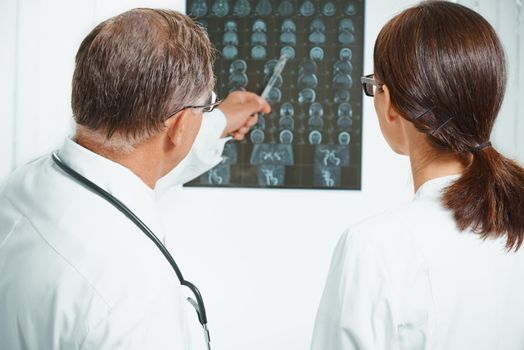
[0,8,269,350]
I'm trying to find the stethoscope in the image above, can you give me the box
[51,152,211,350]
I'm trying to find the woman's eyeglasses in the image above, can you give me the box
[360,74,384,97]
[166,91,221,119]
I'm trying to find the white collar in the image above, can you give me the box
[414,174,462,201]
[57,137,163,235]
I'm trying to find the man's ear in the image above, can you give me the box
[165,109,192,147]
[382,85,401,123]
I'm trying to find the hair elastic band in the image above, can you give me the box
[471,141,492,153]
[430,115,455,136]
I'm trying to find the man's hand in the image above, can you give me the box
[217,91,271,141]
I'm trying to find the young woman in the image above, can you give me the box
[311,2,524,349]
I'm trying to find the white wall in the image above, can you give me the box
[161,2,524,350]
[0,1,523,350]
[0,0,185,179]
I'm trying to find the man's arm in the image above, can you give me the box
[154,92,270,191]
[218,91,271,140]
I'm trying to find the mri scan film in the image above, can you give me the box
[186,0,364,189]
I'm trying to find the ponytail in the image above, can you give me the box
[372,1,524,249]
[443,147,524,251]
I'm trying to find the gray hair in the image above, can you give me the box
[71,8,215,150]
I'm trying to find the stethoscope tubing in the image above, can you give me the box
[51,152,209,326]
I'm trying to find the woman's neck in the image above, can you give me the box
[408,146,469,192]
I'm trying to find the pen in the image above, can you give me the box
[260,54,289,101]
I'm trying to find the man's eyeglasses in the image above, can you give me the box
[166,91,221,119]
[360,74,384,97]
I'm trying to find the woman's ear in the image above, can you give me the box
[374,84,410,155]
[381,85,401,123]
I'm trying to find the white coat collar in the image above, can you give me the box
[414,174,461,201]
[56,137,163,236]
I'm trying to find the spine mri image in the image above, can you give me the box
[186,0,364,190]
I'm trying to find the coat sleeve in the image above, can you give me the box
[184,108,229,178]
[311,229,393,350]
[155,109,228,190]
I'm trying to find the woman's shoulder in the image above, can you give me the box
[339,199,449,264]
[347,201,423,238]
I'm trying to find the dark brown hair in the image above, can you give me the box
[374,1,524,250]
[72,8,215,144]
